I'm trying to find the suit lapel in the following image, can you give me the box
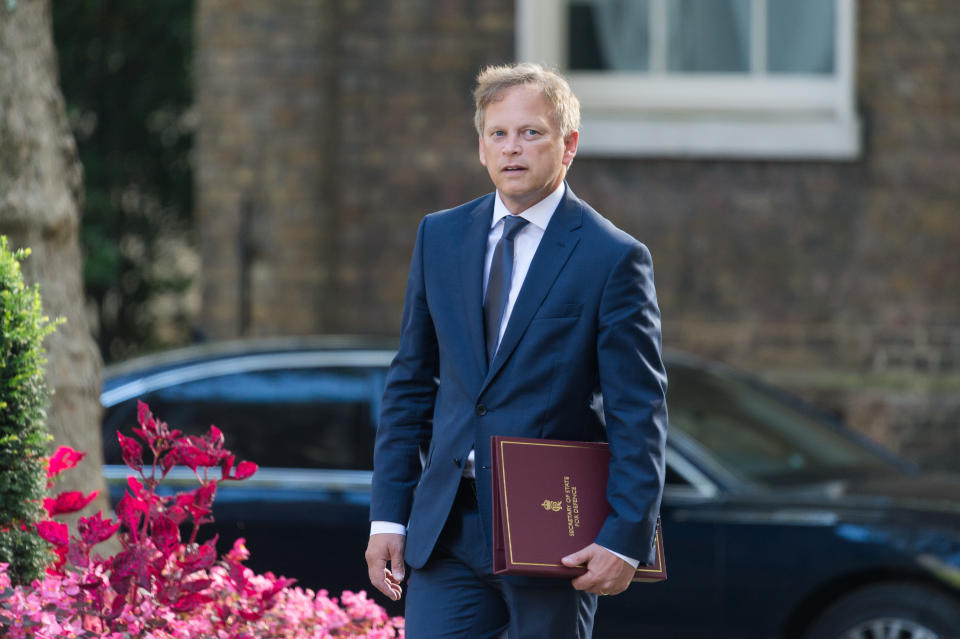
[483,189,583,389]
[459,196,494,381]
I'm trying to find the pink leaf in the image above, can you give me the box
[67,538,90,568]
[175,440,224,471]
[137,400,157,433]
[44,490,99,516]
[193,482,217,510]
[150,514,181,555]
[176,537,218,572]
[181,578,213,593]
[116,493,147,537]
[160,447,179,475]
[36,520,69,547]
[105,593,126,620]
[175,482,217,523]
[266,575,297,597]
[78,511,121,546]
[237,607,265,621]
[223,459,258,480]
[117,432,144,471]
[127,475,148,498]
[170,592,214,612]
[234,460,258,480]
[221,454,235,480]
[207,424,224,447]
[47,447,86,478]
[225,537,250,563]
[111,544,155,593]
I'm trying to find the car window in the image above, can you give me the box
[664,465,691,487]
[666,363,900,484]
[103,366,384,471]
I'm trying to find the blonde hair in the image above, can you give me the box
[473,62,581,138]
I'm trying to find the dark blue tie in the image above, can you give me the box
[484,215,529,364]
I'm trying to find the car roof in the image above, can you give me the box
[104,335,399,379]
[104,336,730,378]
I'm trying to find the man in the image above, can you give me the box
[366,62,667,639]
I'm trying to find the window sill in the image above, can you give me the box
[577,112,861,160]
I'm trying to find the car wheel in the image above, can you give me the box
[802,583,960,639]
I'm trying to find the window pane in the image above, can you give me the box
[767,0,836,74]
[103,367,378,470]
[666,364,899,484]
[665,465,692,487]
[667,0,751,73]
[567,0,650,71]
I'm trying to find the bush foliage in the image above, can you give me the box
[0,402,404,638]
[0,236,60,584]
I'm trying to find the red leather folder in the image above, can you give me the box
[491,436,666,582]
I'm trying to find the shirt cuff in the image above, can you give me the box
[599,544,639,569]
[370,521,407,536]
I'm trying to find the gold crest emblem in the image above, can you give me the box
[541,499,563,512]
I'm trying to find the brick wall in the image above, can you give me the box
[195,0,338,338]
[195,0,960,470]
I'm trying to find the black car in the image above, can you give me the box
[101,337,960,638]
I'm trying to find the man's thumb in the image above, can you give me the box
[391,547,405,581]
[561,549,587,567]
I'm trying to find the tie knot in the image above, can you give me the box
[502,215,529,241]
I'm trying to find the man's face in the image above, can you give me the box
[478,84,578,215]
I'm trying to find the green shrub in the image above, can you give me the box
[0,236,61,583]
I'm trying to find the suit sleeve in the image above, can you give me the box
[370,217,439,525]
[593,241,668,564]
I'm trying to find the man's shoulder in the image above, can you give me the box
[423,192,495,227]
[567,190,645,253]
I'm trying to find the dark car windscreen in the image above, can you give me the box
[103,367,383,471]
[666,363,902,484]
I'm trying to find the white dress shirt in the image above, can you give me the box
[481,183,564,350]
[371,184,638,569]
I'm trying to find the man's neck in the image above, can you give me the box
[494,183,566,223]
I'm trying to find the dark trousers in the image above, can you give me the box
[405,479,598,639]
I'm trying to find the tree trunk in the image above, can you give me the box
[0,0,108,518]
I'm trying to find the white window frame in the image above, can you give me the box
[517,0,861,160]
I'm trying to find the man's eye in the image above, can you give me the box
[492,131,505,137]
[525,129,539,136]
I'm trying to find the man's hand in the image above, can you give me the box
[365,533,406,601]
[561,543,635,596]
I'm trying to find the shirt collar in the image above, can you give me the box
[490,182,566,232]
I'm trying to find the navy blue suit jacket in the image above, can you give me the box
[371,186,668,570]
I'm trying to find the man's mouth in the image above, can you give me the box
[503,165,526,172]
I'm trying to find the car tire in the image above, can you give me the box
[802,582,960,639]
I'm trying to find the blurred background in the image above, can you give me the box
[3,2,960,633]
[2,0,958,495]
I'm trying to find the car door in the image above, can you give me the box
[593,449,725,638]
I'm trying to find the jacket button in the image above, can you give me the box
[476,403,487,416]
[454,457,462,466]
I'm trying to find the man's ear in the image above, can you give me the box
[562,130,579,167]
[478,135,487,167]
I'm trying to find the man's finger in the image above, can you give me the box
[566,543,633,595]
[366,534,405,601]
[367,553,386,586]
[566,545,600,592]
[384,568,403,598]
[561,545,593,567]
[367,558,393,599]
[390,543,406,582]
[570,567,603,592]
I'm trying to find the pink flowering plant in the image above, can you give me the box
[0,401,403,638]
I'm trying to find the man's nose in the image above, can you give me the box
[502,134,521,154]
